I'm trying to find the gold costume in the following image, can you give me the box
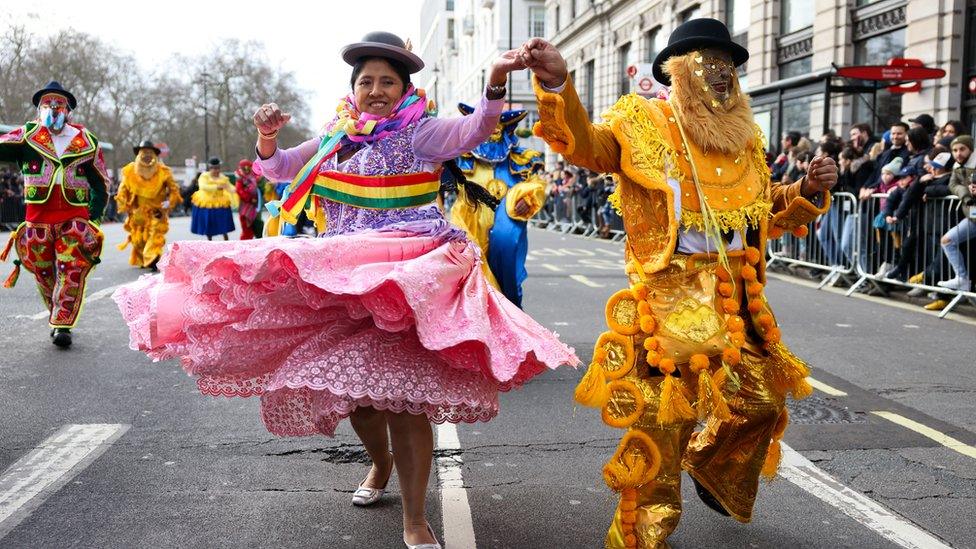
[116,156,182,268]
[535,51,828,548]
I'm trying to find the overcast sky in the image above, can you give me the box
[6,0,423,126]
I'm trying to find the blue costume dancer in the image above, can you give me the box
[449,105,546,307]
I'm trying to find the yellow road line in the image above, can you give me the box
[871,411,976,459]
[807,377,848,396]
[539,263,563,272]
[569,275,605,288]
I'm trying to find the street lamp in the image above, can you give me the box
[200,72,211,162]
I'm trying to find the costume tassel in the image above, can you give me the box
[766,342,813,400]
[3,260,21,288]
[689,354,730,421]
[0,232,14,262]
[574,362,610,408]
[657,370,696,425]
[619,488,638,549]
[116,235,131,251]
[696,367,731,421]
[761,408,790,480]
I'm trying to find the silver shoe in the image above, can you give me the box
[403,523,441,549]
[351,455,393,507]
[351,483,385,506]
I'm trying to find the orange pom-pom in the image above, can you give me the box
[532,122,543,137]
[642,337,659,351]
[730,331,746,347]
[631,282,648,301]
[639,315,656,334]
[722,347,741,365]
[716,266,731,282]
[624,534,637,547]
[747,299,763,314]
[758,314,775,330]
[792,225,809,238]
[722,297,740,314]
[744,246,762,265]
[766,327,782,344]
[718,282,734,298]
[646,350,662,366]
[768,226,785,239]
[658,358,675,374]
[689,353,710,373]
[726,315,745,332]
[621,510,637,524]
[637,301,651,316]
[741,264,758,281]
[620,499,638,511]
[747,282,764,297]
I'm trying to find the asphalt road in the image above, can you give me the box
[0,217,973,549]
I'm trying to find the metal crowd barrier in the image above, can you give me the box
[845,193,975,318]
[766,192,858,289]
[765,191,975,318]
[529,191,626,241]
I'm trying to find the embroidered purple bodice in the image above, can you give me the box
[319,123,447,237]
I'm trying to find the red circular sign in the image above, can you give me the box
[627,65,637,77]
[638,77,653,92]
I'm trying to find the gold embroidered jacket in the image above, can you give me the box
[532,78,828,282]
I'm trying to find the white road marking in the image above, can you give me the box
[781,444,952,549]
[835,323,852,328]
[871,411,976,460]
[569,275,605,288]
[807,377,848,397]
[436,423,477,549]
[539,263,563,272]
[16,284,123,322]
[0,424,128,539]
[902,324,919,329]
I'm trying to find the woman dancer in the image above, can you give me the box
[114,32,576,548]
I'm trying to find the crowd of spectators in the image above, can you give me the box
[532,114,974,310]
[0,167,25,231]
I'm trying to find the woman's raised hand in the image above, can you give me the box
[488,49,527,86]
[253,103,291,136]
[518,38,568,89]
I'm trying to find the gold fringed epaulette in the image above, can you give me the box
[531,76,575,155]
[768,192,831,239]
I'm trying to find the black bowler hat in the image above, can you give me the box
[908,113,936,134]
[32,81,78,110]
[133,139,161,156]
[208,157,221,167]
[341,31,424,74]
[653,18,749,86]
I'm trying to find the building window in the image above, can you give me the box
[680,5,701,23]
[853,29,906,130]
[726,0,749,41]
[618,42,633,96]
[446,0,454,9]
[584,60,595,120]
[529,6,545,38]
[571,0,577,20]
[555,5,561,33]
[447,17,455,40]
[779,57,811,79]
[645,26,666,63]
[781,0,814,35]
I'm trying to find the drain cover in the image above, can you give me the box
[787,396,865,424]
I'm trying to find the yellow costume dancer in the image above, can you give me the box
[116,140,182,269]
[524,18,838,548]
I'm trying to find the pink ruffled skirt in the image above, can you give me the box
[113,223,577,436]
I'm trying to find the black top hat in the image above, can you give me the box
[208,157,221,167]
[133,139,161,156]
[32,81,78,110]
[652,18,749,86]
[341,31,424,74]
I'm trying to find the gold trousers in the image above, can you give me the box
[121,208,169,267]
[605,346,785,549]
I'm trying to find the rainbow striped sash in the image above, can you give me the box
[311,170,440,210]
